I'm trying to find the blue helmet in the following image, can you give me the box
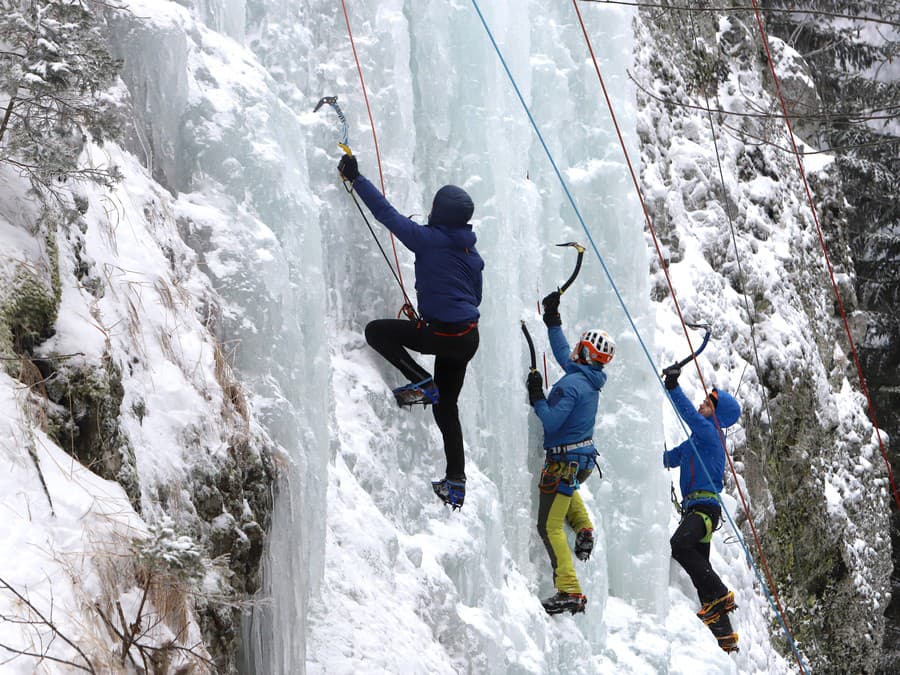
[710,388,741,427]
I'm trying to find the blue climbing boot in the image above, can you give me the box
[393,377,440,407]
[432,477,465,510]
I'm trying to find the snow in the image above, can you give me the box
[0,372,148,672]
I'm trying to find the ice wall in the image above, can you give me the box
[272,2,666,672]
[111,0,667,671]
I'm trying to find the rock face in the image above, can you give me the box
[635,6,893,671]
[759,6,900,671]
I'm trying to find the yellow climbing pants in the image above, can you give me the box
[537,461,594,594]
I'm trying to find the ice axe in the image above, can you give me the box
[313,95,352,156]
[521,320,537,373]
[671,322,712,370]
[521,241,586,378]
[556,241,586,295]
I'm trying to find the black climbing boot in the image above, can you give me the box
[542,591,587,616]
[574,528,594,561]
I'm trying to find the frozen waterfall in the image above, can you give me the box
[238,2,669,673]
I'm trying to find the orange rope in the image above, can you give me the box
[339,0,411,299]
[571,0,804,665]
[744,0,900,512]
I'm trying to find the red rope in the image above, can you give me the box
[339,0,410,298]
[571,0,804,664]
[746,0,900,512]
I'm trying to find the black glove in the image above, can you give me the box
[663,364,681,390]
[527,370,545,405]
[541,291,561,327]
[338,154,359,181]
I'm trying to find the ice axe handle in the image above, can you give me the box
[521,321,537,372]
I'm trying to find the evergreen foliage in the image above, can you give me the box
[0,0,124,193]
[762,2,900,669]
[133,517,206,583]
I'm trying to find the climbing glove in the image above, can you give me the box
[663,364,681,390]
[338,154,359,182]
[526,370,545,405]
[541,291,562,327]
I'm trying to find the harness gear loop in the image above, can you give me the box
[539,463,563,494]
[397,303,417,321]
[670,482,683,515]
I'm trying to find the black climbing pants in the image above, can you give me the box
[670,504,729,604]
[365,318,479,481]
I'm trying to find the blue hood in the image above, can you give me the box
[430,185,474,227]
[713,389,741,427]
[565,360,608,390]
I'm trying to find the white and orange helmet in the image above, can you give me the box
[571,329,615,366]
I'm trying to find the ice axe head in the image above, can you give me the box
[313,95,351,152]
[556,241,586,294]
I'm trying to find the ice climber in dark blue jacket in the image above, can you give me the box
[662,364,742,653]
[526,291,614,616]
[338,154,483,510]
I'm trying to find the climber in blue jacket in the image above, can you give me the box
[526,291,614,616]
[338,154,483,511]
[662,364,742,653]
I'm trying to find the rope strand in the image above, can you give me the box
[569,3,807,668]
[746,0,900,512]
[339,0,415,314]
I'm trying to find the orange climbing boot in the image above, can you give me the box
[697,590,737,625]
[716,632,739,653]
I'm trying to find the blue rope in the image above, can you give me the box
[469,1,807,669]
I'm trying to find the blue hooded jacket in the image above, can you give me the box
[353,176,484,323]
[533,325,607,450]
[663,386,742,508]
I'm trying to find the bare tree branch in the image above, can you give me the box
[0,576,95,674]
